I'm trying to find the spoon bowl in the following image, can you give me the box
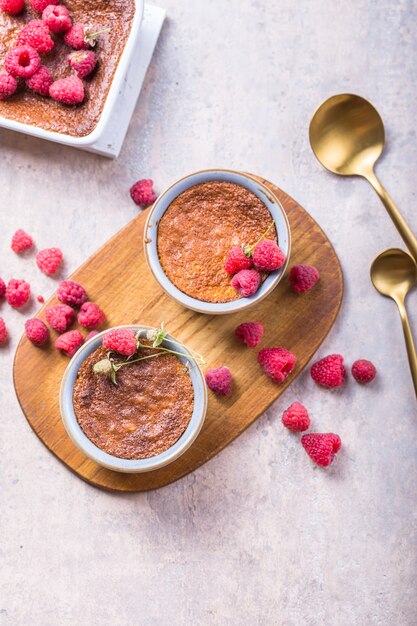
[309,93,417,262]
[371,248,417,398]
[309,94,385,176]
[371,248,417,301]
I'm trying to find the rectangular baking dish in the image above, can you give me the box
[0,0,144,152]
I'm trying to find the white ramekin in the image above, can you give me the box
[0,0,144,151]
[59,325,208,473]
[144,169,292,315]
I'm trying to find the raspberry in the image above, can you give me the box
[55,330,84,357]
[29,0,59,12]
[17,20,54,54]
[224,246,253,275]
[205,366,232,396]
[0,278,5,299]
[50,76,84,105]
[36,247,63,275]
[57,280,87,307]
[0,0,25,14]
[5,45,41,79]
[0,69,18,99]
[25,65,52,96]
[301,433,341,467]
[231,269,261,297]
[6,278,30,308]
[103,328,137,356]
[11,229,34,254]
[258,347,297,383]
[311,354,346,388]
[45,304,74,332]
[0,318,8,345]
[25,318,49,346]
[282,402,310,432]
[289,264,320,294]
[77,302,105,329]
[37,295,45,303]
[352,359,376,384]
[86,330,99,341]
[68,50,97,78]
[235,321,264,347]
[130,179,157,207]
[42,4,72,33]
[252,239,285,272]
[64,23,90,50]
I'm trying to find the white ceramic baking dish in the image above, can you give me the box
[0,0,144,151]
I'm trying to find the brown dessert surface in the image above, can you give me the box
[0,0,135,137]
[73,344,194,460]
[157,181,278,303]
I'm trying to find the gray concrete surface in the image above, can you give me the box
[1,1,416,624]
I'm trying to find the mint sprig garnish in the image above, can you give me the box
[93,324,205,385]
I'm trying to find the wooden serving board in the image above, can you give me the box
[13,177,343,492]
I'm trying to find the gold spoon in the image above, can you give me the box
[309,94,417,262]
[371,248,417,397]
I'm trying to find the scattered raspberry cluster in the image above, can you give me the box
[310,354,376,388]
[276,353,377,467]
[280,401,341,467]
[0,1,104,105]
[206,321,297,396]
[0,227,105,352]
[224,222,286,298]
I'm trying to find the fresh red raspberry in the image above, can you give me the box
[29,0,59,12]
[42,4,72,33]
[86,330,99,341]
[0,318,8,345]
[231,269,261,297]
[301,433,341,467]
[311,354,346,388]
[45,304,74,332]
[57,280,87,307]
[253,239,285,272]
[37,295,45,303]
[224,246,253,275]
[6,278,30,308]
[103,328,137,356]
[25,318,49,346]
[258,347,297,383]
[282,402,310,432]
[11,229,34,254]
[289,264,320,294]
[64,23,91,50]
[5,45,41,79]
[55,329,84,357]
[77,302,105,329]
[50,76,84,105]
[0,0,25,14]
[17,20,54,54]
[36,247,63,275]
[130,179,157,207]
[205,366,232,396]
[0,69,18,99]
[67,50,97,78]
[0,278,5,299]
[25,65,52,96]
[352,359,376,384]
[235,321,264,347]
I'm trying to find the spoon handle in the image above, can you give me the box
[396,298,417,398]
[364,170,417,263]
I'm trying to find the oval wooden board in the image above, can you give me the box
[13,177,343,492]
